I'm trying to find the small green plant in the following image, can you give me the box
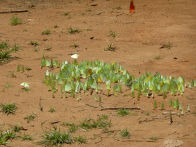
[40,129,73,145]
[12,44,19,52]
[79,116,111,130]
[12,125,23,133]
[104,43,116,51]
[108,31,117,38]
[153,100,157,109]
[161,102,165,110]
[42,29,51,35]
[54,25,58,28]
[44,47,52,51]
[120,129,130,137]
[25,66,32,71]
[0,103,17,115]
[10,17,22,25]
[154,56,161,60]
[115,6,122,10]
[0,42,11,62]
[30,41,38,47]
[117,108,130,116]
[21,134,33,141]
[0,130,16,145]
[68,27,80,34]
[68,123,78,133]
[149,137,159,141]
[24,114,36,123]
[49,108,55,113]
[74,136,87,144]
[64,12,70,16]
[70,43,79,48]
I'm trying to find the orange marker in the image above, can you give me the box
[130,0,135,13]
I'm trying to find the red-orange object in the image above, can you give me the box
[130,0,135,13]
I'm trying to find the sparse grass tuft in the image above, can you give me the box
[104,43,116,51]
[0,103,17,115]
[24,113,36,123]
[108,31,117,38]
[42,29,51,35]
[30,41,38,47]
[154,56,161,60]
[68,27,80,34]
[0,42,11,62]
[74,136,87,144]
[117,108,130,116]
[40,129,73,145]
[12,125,23,133]
[64,12,70,16]
[149,136,159,141]
[10,17,22,25]
[0,130,16,145]
[120,129,130,137]
[48,108,55,113]
[21,134,33,141]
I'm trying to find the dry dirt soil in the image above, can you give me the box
[0,0,196,147]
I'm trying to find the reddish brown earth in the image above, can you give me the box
[0,0,196,146]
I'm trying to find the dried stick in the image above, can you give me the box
[0,10,28,14]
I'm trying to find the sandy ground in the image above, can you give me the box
[0,0,196,146]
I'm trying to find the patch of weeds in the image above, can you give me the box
[108,31,117,38]
[70,43,79,48]
[149,136,159,141]
[68,27,80,34]
[10,17,22,25]
[120,129,130,138]
[39,129,73,146]
[80,116,111,130]
[0,130,16,145]
[145,112,150,116]
[0,42,11,63]
[49,108,55,113]
[42,29,51,35]
[0,103,17,115]
[64,12,70,16]
[153,100,157,109]
[30,41,38,47]
[12,125,23,133]
[21,134,33,141]
[74,136,87,144]
[12,44,19,52]
[117,108,130,116]
[24,113,36,123]
[104,43,116,51]
[160,102,165,110]
[61,122,78,133]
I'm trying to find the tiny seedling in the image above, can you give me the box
[154,56,161,60]
[64,12,70,16]
[74,136,87,144]
[70,43,79,48]
[153,100,157,109]
[30,41,38,47]
[44,47,52,51]
[149,137,159,141]
[42,29,51,35]
[21,134,33,141]
[68,27,80,34]
[117,108,130,116]
[12,44,19,52]
[54,25,58,28]
[104,43,116,51]
[68,123,78,133]
[25,66,32,71]
[115,6,122,10]
[108,31,117,38]
[48,108,55,113]
[10,17,22,25]
[12,125,23,132]
[24,114,36,123]
[0,103,17,115]
[120,129,130,137]
[160,102,165,110]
